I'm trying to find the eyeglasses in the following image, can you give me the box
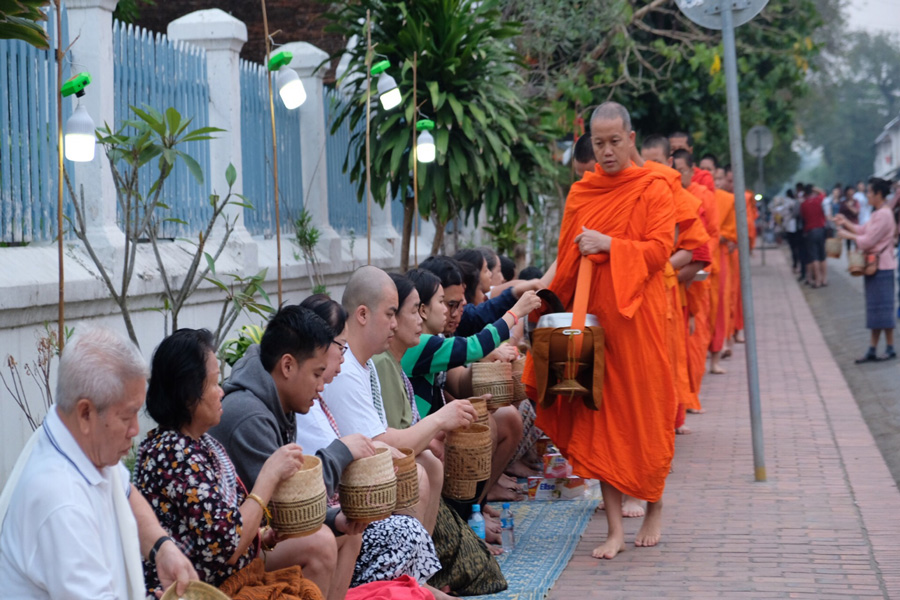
[332,340,347,355]
[446,300,462,315]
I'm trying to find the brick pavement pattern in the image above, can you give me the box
[547,249,900,599]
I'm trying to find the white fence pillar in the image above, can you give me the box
[168,9,258,271]
[279,41,341,265]
[66,0,122,261]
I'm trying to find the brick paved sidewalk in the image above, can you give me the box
[547,249,900,599]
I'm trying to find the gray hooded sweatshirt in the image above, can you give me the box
[209,344,353,529]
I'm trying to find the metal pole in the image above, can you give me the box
[412,52,419,269]
[55,0,65,350]
[757,131,765,265]
[722,1,766,482]
[261,0,283,305]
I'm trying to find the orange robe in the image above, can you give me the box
[711,189,737,352]
[686,182,719,406]
[644,162,709,428]
[692,167,716,194]
[732,190,758,334]
[524,165,676,502]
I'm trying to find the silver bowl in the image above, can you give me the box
[535,312,600,330]
[693,270,709,282]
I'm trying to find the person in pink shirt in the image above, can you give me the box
[835,177,898,362]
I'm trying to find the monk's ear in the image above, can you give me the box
[355,304,368,326]
[628,130,636,146]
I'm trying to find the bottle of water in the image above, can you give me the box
[468,504,486,540]
[500,502,515,551]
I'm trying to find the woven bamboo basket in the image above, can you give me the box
[441,476,478,501]
[339,447,397,523]
[269,455,328,538]
[512,357,527,402]
[472,362,514,410]
[470,396,489,426]
[161,580,229,600]
[444,423,492,481]
[825,237,842,259]
[393,447,419,510]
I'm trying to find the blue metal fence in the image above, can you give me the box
[113,21,211,239]
[324,88,417,238]
[0,4,71,244]
[239,60,303,238]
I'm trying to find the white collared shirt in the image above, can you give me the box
[0,407,135,599]
[317,348,388,440]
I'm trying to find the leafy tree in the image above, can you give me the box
[324,0,555,268]
[0,0,51,49]
[502,0,824,193]
[799,31,900,186]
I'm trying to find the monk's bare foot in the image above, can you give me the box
[505,459,540,478]
[482,504,500,518]
[597,500,605,511]
[686,408,705,414]
[721,348,732,359]
[482,540,504,556]
[592,532,626,559]
[634,501,663,547]
[675,425,692,435]
[621,497,645,518]
[487,481,524,502]
[710,365,726,375]
[735,332,745,343]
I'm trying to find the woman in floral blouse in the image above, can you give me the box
[134,328,321,598]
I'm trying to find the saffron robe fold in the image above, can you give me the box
[711,189,737,352]
[524,164,676,502]
[692,167,716,194]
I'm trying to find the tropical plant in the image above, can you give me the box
[219,323,265,368]
[294,209,327,294]
[324,0,555,269]
[0,0,51,49]
[206,267,272,349]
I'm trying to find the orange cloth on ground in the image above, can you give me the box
[524,164,676,502]
[219,558,324,600]
[710,189,737,352]
[692,167,716,193]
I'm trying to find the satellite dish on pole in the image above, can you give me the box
[745,125,773,158]
[675,0,768,30]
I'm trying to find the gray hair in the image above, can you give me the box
[56,327,149,414]
[591,101,632,132]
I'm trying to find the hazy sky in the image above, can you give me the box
[844,0,900,32]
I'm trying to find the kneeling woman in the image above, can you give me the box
[134,328,322,599]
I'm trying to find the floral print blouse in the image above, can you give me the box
[134,428,255,595]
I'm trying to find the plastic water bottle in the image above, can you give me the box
[468,504,486,540]
[500,502,515,551]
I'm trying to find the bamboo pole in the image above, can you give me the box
[261,0,283,305]
[365,10,373,265]
[412,52,418,269]
[55,0,65,350]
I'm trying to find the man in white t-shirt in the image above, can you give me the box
[855,180,871,225]
[320,266,461,534]
[0,328,197,600]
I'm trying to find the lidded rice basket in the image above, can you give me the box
[470,396,489,427]
[471,361,514,410]
[392,447,419,510]
[269,455,327,538]
[161,581,229,600]
[339,447,397,523]
[442,423,492,501]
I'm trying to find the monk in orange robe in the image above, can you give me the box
[669,131,715,194]
[524,102,676,559]
[711,166,737,374]
[673,149,719,411]
[639,137,710,435]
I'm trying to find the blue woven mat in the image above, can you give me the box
[468,498,600,600]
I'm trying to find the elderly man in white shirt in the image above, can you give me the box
[0,328,197,599]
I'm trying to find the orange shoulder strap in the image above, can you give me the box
[570,256,593,361]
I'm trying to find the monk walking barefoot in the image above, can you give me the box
[634,500,664,547]
[523,102,677,562]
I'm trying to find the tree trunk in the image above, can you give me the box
[400,197,414,272]
[431,216,445,256]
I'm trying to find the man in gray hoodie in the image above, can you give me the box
[209,305,374,600]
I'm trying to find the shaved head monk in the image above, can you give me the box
[573,133,597,180]
[524,102,677,559]
[670,131,716,194]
